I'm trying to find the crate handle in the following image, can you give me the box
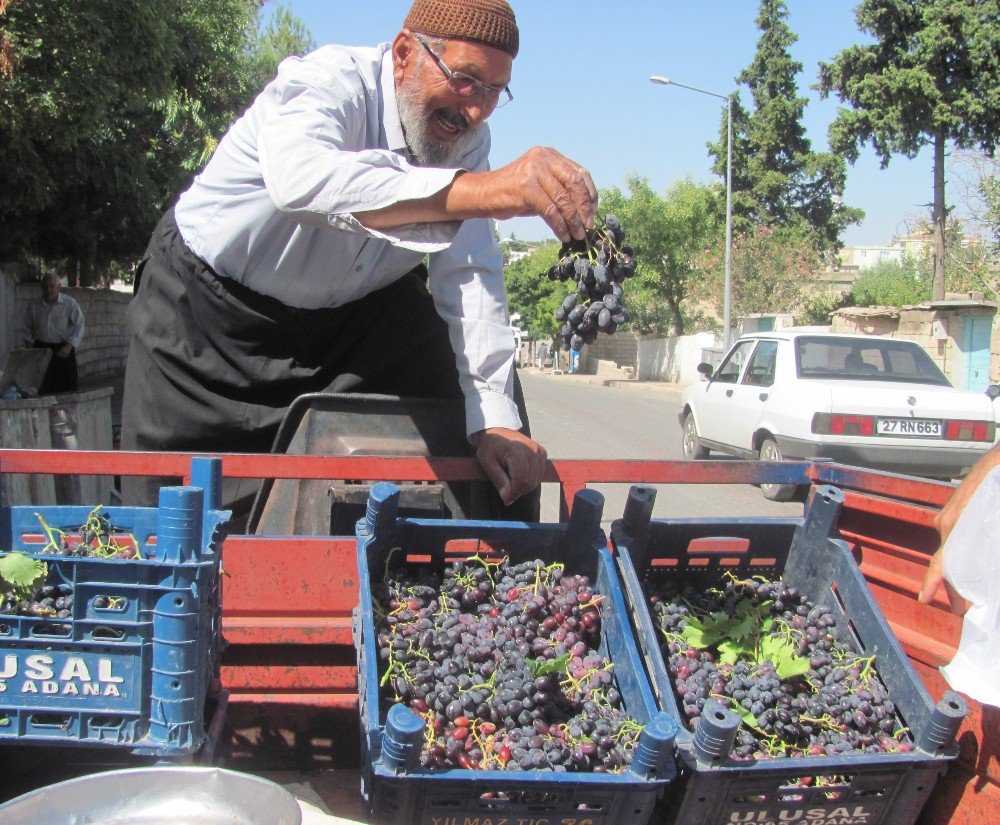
[692,699,740,763]
[686,537,751,556]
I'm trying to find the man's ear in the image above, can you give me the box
[392,29,417,85]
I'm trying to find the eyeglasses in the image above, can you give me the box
[414,34,513,109]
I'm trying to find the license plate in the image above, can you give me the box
[876,417,942,437]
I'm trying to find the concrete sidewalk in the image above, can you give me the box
[520,366,685,394]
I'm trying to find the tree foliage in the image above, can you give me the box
[0,0,313,285]
[839,221,994,310]
[818,0,1000,298]
[848,258,931,307]
[710,0,862,253]
[599,176,722,337]
[251,2,316,91]
[504,243,567,348]
[690,225,822,325]
[951,149,1000,252]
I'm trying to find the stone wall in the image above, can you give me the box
[578,333,638,374]
[830,308,901,337]
[833,303,1000,386]
[0,269,131,386]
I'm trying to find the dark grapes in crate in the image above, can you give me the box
[0,551,75,619]
[646,571,915,761]
[545,214,635,351]
[374,555,644,773]
[33,506,141,560]
[1,507,139,620]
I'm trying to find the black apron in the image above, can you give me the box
[121,208,536,520]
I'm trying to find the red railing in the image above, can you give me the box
[0,448,992,822]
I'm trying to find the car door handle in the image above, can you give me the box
[726,390,734,398]
[759,392,768,402]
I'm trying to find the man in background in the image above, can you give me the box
[25,273,85,395]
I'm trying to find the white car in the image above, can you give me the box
[680,331,1000,500]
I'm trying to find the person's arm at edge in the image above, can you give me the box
[918,441,1000,609]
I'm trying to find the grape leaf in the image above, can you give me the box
[527,653,571,677]
[728,617,753,641]
[0,552,47,596]
[775,654,811,680]
[760,635,810,679]
[680,615,728,649]
[717,639,745,665]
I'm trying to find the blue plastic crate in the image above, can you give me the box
[611,484,966,825]
[354,482,679,825]
[0,457,229,756]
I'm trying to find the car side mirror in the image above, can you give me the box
[696,362,715,380]
[986,384,1000,400]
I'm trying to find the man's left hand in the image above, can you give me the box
[56,344,72,358]
[475,428,548,506]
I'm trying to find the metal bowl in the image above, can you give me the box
[0,766,302,825]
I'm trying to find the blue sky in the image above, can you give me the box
[270,1,976,248]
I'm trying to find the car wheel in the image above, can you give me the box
[758,437,798,502]
[682,412,709,460]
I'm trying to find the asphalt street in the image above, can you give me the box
[518,369,805,525]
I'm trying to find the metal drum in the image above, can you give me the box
[0,766,302,825]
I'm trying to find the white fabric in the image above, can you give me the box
[25,292,85,349]
[174,43,519,436]
[940,466,1000,706]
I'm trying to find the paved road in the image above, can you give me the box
[519,370,804,525]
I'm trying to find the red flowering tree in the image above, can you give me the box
[689,225,821,330]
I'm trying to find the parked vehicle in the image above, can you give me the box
[680,331,1000,500]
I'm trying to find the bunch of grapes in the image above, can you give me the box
[0,581,74,619]
[545,215,635,352]
[647,572,914,761]
[374,556,643,773]
[36,507,139,560]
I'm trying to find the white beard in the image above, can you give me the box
[397,75,483,167]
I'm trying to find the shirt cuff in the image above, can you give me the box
[465,390,522,439]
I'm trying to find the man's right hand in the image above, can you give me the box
[472,148,598,243]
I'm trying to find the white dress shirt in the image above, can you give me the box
[27,292,85,349]
[174,43,520,436]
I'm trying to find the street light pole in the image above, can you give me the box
[650,76,734,350]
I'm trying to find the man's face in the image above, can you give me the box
[42,278,60,305]
[395,33,512,167]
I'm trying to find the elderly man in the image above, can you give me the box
[25,273,85,395]
[121,0,596,515]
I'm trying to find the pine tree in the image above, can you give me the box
[819,0,1000,299]
[710,0,862,253]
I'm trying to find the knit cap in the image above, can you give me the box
[404,0,519,58]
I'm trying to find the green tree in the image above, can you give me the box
[0,0,296,284]
[848,258,931,307]
[690,225,822,323]
[819,0,1000,300]
[599,176,722,336]
[252,2,316,90]
[504,243,567,350]
[710,0,862,252]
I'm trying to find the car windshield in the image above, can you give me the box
[795,336,951,386]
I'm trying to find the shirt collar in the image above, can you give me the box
[380,48,408,154]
